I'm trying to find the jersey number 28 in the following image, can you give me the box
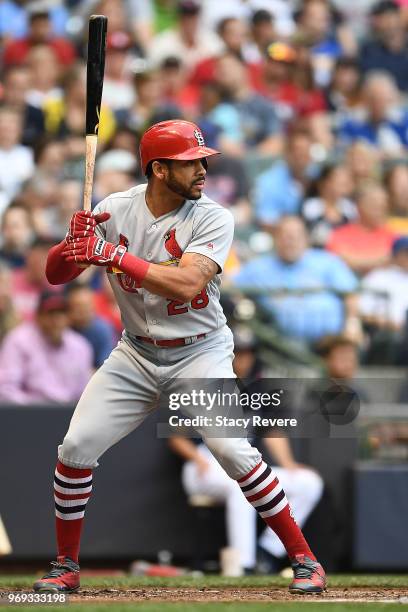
[167,288,209,315]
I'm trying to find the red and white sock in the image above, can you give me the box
[54,460,93,563]
[237,460,315,560]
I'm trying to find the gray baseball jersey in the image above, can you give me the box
[93,184,234,340]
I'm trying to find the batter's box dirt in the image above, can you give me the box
[72,587,408,603]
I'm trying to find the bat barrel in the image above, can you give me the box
[86,15,108,136]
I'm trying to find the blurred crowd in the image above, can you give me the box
[2,0,408,404]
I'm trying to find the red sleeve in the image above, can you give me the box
[46,240,85,285]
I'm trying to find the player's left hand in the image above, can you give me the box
[67,211,111,242]
[61,236,126,267]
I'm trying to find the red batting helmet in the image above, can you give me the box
[140,120,220,175]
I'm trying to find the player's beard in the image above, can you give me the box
[165,172,203,201]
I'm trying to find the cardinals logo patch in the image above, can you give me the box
[160,228,183,265]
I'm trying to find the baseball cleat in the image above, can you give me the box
[33,556,80,593]
[288,554,326,594]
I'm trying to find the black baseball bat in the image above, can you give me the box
[83,14,108,212]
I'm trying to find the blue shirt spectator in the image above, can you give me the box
[338,72,408,156]
[75,317,115,369]
[254,130,316,228]
[66,284,115,369]
[233,217,358,342]
[339,110,408,150]
[360,1,408,92]
[0,0,69,38]
[235,93,281,149]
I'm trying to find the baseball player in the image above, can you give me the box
[34,120,326,594]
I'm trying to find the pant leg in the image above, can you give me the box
[182,445,257,569]
[59,339,160,468]
[164,330,261,566]
[258,467,324,558]
[164,327,262,479]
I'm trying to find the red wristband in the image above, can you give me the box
[116,251,150,284]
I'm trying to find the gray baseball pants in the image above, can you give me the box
[58,326,261,480]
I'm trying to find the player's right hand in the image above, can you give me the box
[67,211,111,242]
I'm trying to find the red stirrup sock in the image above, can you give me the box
[237,460,315,560]
[54,460,93,563]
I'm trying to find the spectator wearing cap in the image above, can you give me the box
[148,1,223,75]
[3,4,75,67]
[301,163,356,248]
[214,53,283,156]
[0,204,34,269]
[0,291,92,405]
[327,181,397,276]
[254,42,300,123]
[65,283,115,369]
[103,30,136,112]
[258,41,327,122]
[233,216,358,343]
[1,65,45,147]
[116,68,182,134]
[339,72,408,157]
[360,0,408,92]
[0,106,34,209]
[93,149,138,204]
[254,129,315,231]
[359,237,408,331]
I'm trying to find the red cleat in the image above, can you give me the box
[289,554,326,594]
[33,557,80,593]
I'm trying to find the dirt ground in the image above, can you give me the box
[64,586,407,603]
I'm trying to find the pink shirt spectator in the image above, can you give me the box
[0,322,93,404]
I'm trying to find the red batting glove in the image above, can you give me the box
[67,211,111,242]
[61,236,127,267]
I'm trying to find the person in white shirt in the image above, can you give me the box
[360,236,408,330]
[0,106,34,207]
[148,0,223,75]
